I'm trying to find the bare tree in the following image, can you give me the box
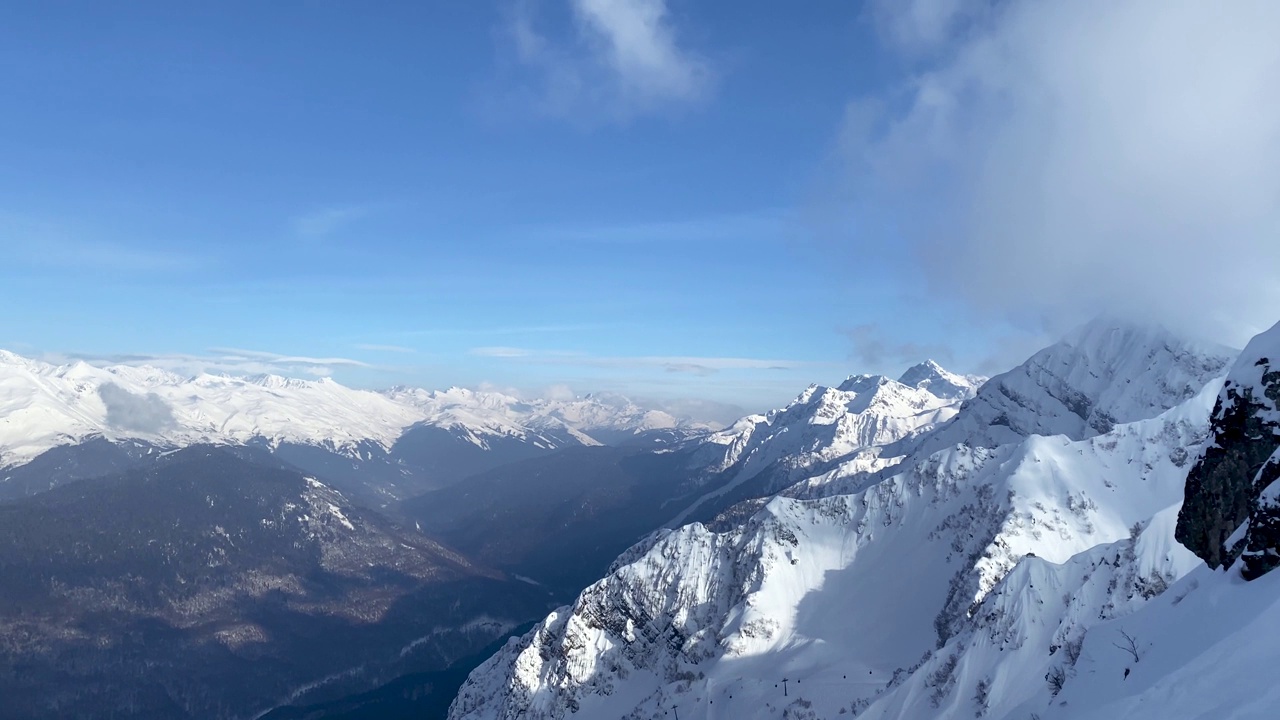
[1112,629,1141,663]
[1045,665,1067,696]
[1063,635,1084,666]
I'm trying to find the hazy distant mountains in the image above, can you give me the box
[0,352,711,504]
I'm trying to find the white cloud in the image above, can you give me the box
[209,347,372,368]
[541,383,578,401]
[505,0,713,120]
[52,348,375,380]
[845,0,1280,345]
[643,395,745,426]
[866,0,979,54]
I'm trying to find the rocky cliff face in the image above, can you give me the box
[1177,321,1280,576]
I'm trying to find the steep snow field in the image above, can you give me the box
[1038,563,1280,720]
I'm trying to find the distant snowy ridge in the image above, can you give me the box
[909,319,1232,457]
[0,350,704,469]
[669,361,983,524]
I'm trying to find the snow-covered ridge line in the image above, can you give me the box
[450,378,1223,719]
[0,350,700,468]
[448,320,1240,720]
[667,361,984,525]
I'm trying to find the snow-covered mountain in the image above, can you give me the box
[448,321,1256,720]
[908,319,1232,457]
[0,350,706,496]
[1029,559,1280,720]
[385,387,699,448]
[391,361,983,599]
[0,350,421,468]
[668,361,984,525]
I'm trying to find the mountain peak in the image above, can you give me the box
[835,373,886,393]
[1061,315,1237,360]
[897,359,981,400]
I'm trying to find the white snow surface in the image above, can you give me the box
[0,350,700,468]
[911,319,1232,457]
[1027,561,1280,720]
[669,363,982,525]
[449,376,1224,720]
[449,321,1250,720]
[1215,318,1280,428]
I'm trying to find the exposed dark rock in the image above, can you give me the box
[1239,452,1280,580]
[1177,351,1280,573]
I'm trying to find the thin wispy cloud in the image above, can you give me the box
[502,0,714,121]
[43,347,381,381]
[469,346,827,375]
[524,208,789,244]
[354,343,417,354]
[842,0,1280,345]
[0,212,207,273]
[209,347,372,368]
[865,0,984,54]
[46,351,323,379]
[291,204,376,239]
[842,323,954,368]
[401,323,608,338]
[470,346,541,358]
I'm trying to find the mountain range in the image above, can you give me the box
[3,318,1279,720]
[448,319,1280,720]
[0,353,709,505]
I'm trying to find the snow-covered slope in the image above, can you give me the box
[1031,563,1280,720]
[449,366,1222,720]
[910,320,1232,457]
[0,350,703,471]
[448,322,1239,720]
[669,361,982,524]
[853,504,1200,720]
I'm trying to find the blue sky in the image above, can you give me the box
[3,1,1276,416]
